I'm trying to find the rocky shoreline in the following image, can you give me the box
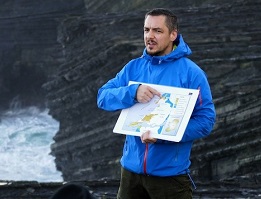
[0,0,260,198]
[0,179,260,199]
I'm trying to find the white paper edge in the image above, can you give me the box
[113,81,199,142]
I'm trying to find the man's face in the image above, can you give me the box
[144,15,177,56]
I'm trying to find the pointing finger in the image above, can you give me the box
[148,86,161,98]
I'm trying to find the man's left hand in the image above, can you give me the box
[140,130,157,144]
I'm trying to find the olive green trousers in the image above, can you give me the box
[117,167,193,199]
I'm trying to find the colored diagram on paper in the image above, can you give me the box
[121,93,190,136]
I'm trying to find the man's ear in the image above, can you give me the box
[170,30,178,41]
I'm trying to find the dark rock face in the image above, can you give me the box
[0,0,85,110]
[44,12,144,181]
[82,0,231,14]
[1,0,261,198]
[43,0,261,192]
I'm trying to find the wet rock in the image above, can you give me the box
[1,0,261,198]
[45,1,261,190]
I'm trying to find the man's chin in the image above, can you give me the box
[147,49,159,56]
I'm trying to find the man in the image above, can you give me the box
[97,8,216,199]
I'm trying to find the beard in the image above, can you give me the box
[146,40,160,56]
[145,39,172,56]
[147,49,161,56]
[146,46,168,56]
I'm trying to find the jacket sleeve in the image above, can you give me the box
[180,73,216,142]
[97,66,140,111]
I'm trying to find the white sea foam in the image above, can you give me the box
[0,106,63,182]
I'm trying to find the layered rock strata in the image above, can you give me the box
[44,0,261,190]
[0,0,260,198]
[0,0,85,110]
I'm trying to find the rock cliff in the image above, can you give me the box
[1,0,260,198]
[44,0,261,187]
[0,0,85,110]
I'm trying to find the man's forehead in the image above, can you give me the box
[144,15,167,28]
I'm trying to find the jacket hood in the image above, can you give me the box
[142,34,192,65]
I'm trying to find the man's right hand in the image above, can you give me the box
[136,85,161,103]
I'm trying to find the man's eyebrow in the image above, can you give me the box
[144,27,162,30]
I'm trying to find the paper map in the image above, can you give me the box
[113,82,199,142]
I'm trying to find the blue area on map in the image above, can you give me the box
[162,93,174,108]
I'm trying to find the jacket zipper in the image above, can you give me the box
[198,87,203,106]
[143,143,149,174]
[175,143,179,161]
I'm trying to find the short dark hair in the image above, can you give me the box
[145,8,179,32]
[50,183,93,199]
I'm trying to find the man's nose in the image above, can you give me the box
[147,30,155,39]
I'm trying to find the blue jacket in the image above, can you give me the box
[97,34,216,177]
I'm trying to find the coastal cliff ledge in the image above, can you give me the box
[0,0,260,198]
[0,179,260,199]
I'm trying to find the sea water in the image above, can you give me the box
[0,106,63,182]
